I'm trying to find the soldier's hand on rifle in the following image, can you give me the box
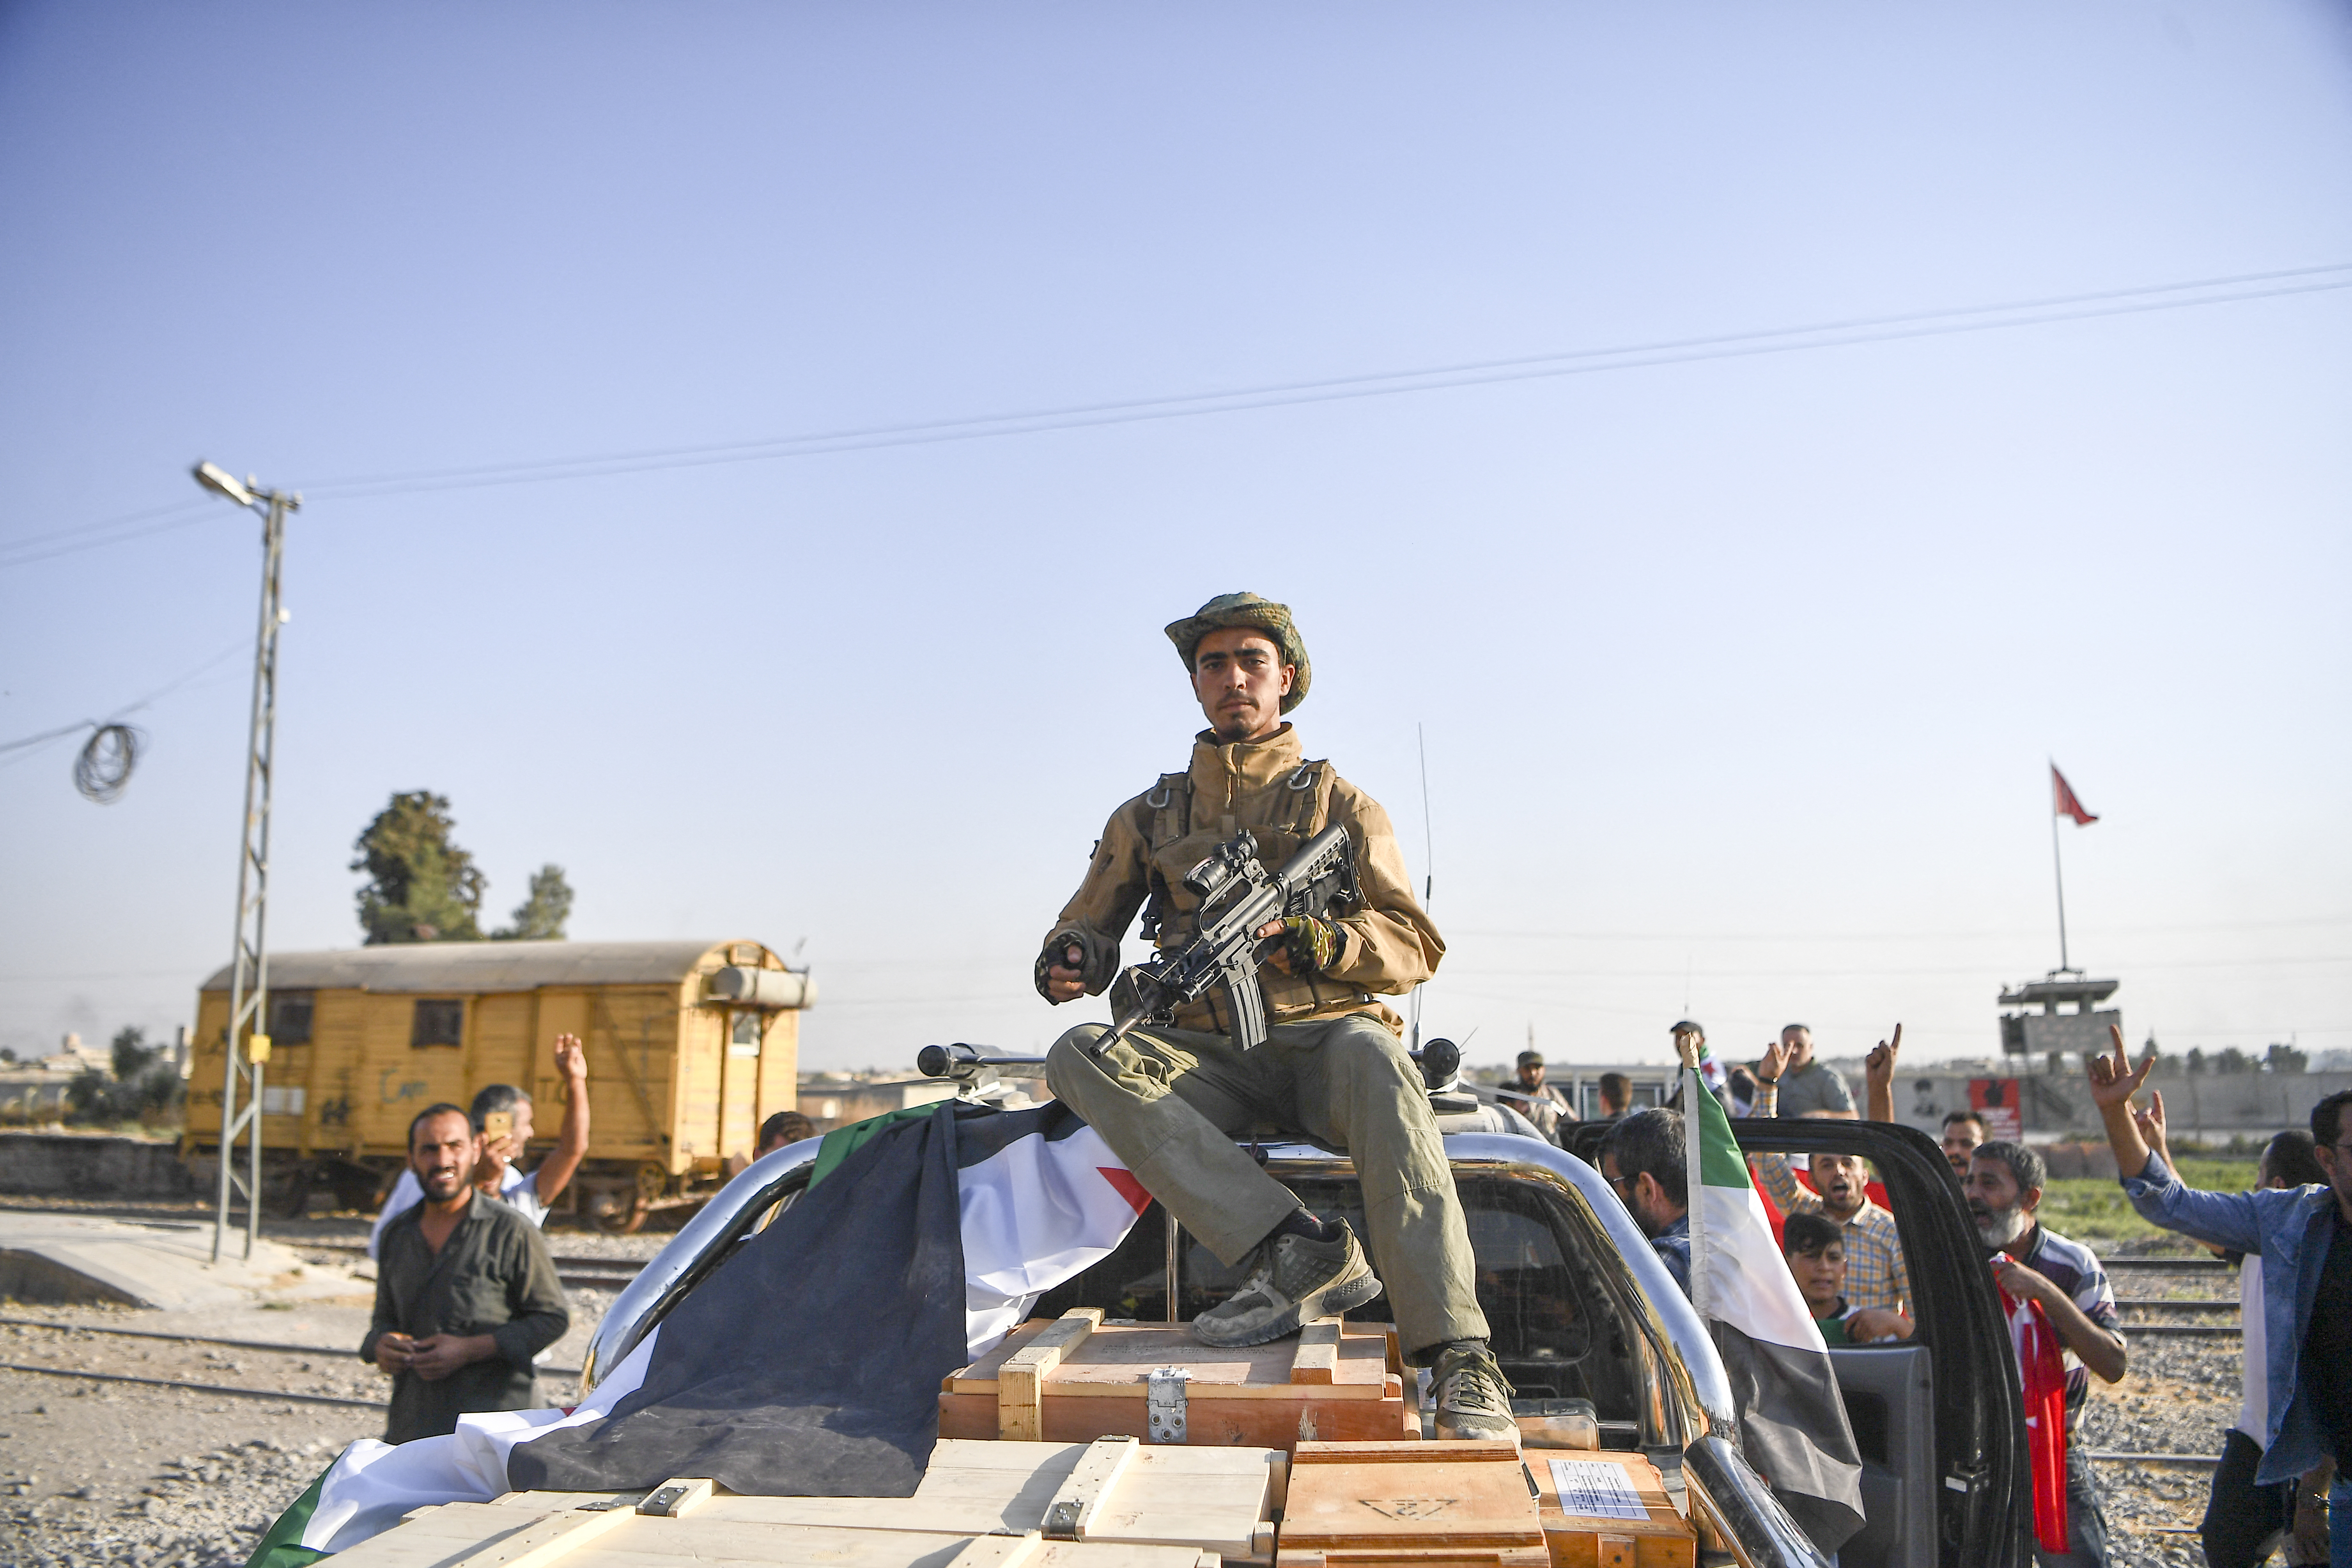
[1037,940,1087,1004]
[1253,914,1338,976]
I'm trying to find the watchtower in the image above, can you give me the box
[1997,973,2120,1063]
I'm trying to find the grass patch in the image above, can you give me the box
[2035,1160,2261,1247]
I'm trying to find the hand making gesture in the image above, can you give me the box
[2085,1023,2155,1110]
[2086,1022,2161,1181]
[1862,1024,1903,1121]
[1755,1036,1791,1086]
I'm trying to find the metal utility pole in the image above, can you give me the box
[194,461,300,1263]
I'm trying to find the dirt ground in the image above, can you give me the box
[0,1201,2276,1568]
[0,1200,654,1568]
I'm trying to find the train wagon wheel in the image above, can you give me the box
[596,1192,649,1234]
[266,1163,313,1219]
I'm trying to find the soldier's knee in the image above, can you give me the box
[1043,1025,1111,1102]
[1322,1019,1418,1089]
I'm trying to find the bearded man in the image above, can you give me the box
[1968,1139,2126,1568]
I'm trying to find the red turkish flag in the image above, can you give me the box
[2051,765,2098,826]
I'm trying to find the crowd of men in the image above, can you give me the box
[1574,1019,2349,1568]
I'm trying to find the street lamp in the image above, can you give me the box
[192,459,301,1264]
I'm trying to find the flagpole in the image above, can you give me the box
[2050,771,2071,974]
[1675,1037,1708,1320]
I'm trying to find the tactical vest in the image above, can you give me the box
[1136,758,1376,1032]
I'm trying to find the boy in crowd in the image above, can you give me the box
[1750,1032,1911,1317]
[1781,1212,1912,1346]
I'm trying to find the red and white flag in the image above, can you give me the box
[2051,765,2098,827]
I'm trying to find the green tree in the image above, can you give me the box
[351,791,485,944]
[2266,1042,2308,1074]
[495,865,574,941]
[112,1025,162,1081]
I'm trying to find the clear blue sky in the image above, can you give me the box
[3,3,2347,1075]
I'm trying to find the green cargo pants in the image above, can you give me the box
[1043,1011,1489,1360]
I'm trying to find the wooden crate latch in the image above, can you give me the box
[1146,1366,1190,1444]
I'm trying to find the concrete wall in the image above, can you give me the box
[1877,1070,2352,1143]
[0,1132,199,1198]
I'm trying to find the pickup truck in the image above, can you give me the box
[580,1111,2033,1568]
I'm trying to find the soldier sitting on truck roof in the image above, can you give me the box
[1037,592,1516,1445]
[368,1034,590,1258]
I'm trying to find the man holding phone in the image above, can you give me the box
[367,1034,591,1257]
[362,1103,569,1442]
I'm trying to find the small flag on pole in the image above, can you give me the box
[1675,1048,1866,1556]
[2051,765,2098,826]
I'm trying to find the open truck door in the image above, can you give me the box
[1731,1117,2034,1568]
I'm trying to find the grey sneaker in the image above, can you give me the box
[1430,1342,1519,1443]
[1191,1221,1383,1348]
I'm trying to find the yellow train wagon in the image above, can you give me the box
[184,938,813,1230]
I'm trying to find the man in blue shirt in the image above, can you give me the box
[2088,1028,2352,1566]
[1601,1108,1690,1293]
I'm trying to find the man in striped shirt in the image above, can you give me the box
[1970,1139,2127,1568]
[1748,1063,1911,1315]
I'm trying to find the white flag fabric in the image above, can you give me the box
[255,1103,1147,1563]
[1684,1071,1864,1557]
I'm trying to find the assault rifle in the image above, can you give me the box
[1075,823,1359,1057]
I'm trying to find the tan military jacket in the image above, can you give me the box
[1043,724,1443,1034]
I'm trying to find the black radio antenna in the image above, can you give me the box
[1410,722,1434,1051]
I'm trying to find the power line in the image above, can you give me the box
[301,260,2352,498]
[1448,912,2352,943]
[7,259,2349,570]
[0,637,250,771]
[0,499,220,571]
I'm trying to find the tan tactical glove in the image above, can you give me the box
[1278,913,1340,975]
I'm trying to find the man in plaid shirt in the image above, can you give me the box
[1749,1034,1911,1315]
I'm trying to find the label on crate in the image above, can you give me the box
[1547,1459,1648,1522]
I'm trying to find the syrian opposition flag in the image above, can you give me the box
[2051,764,2099,826]
[249,1102,1146,1566]
[1680,1067,1866,1557]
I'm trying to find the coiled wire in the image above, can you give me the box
[73,723,142,803]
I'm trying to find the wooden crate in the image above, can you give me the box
[330,1436,1271,1567]
[1277,1440,1549,1568]
[490,1438,1281,1563]
[334,1499,1220,1568]
[1528,1452,1695,1568]
[941,1309,1414,1451]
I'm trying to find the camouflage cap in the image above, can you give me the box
[1164,592,1311,713]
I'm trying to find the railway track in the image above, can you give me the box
[290,1239,644,1291]
[0,1315,585,1405]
